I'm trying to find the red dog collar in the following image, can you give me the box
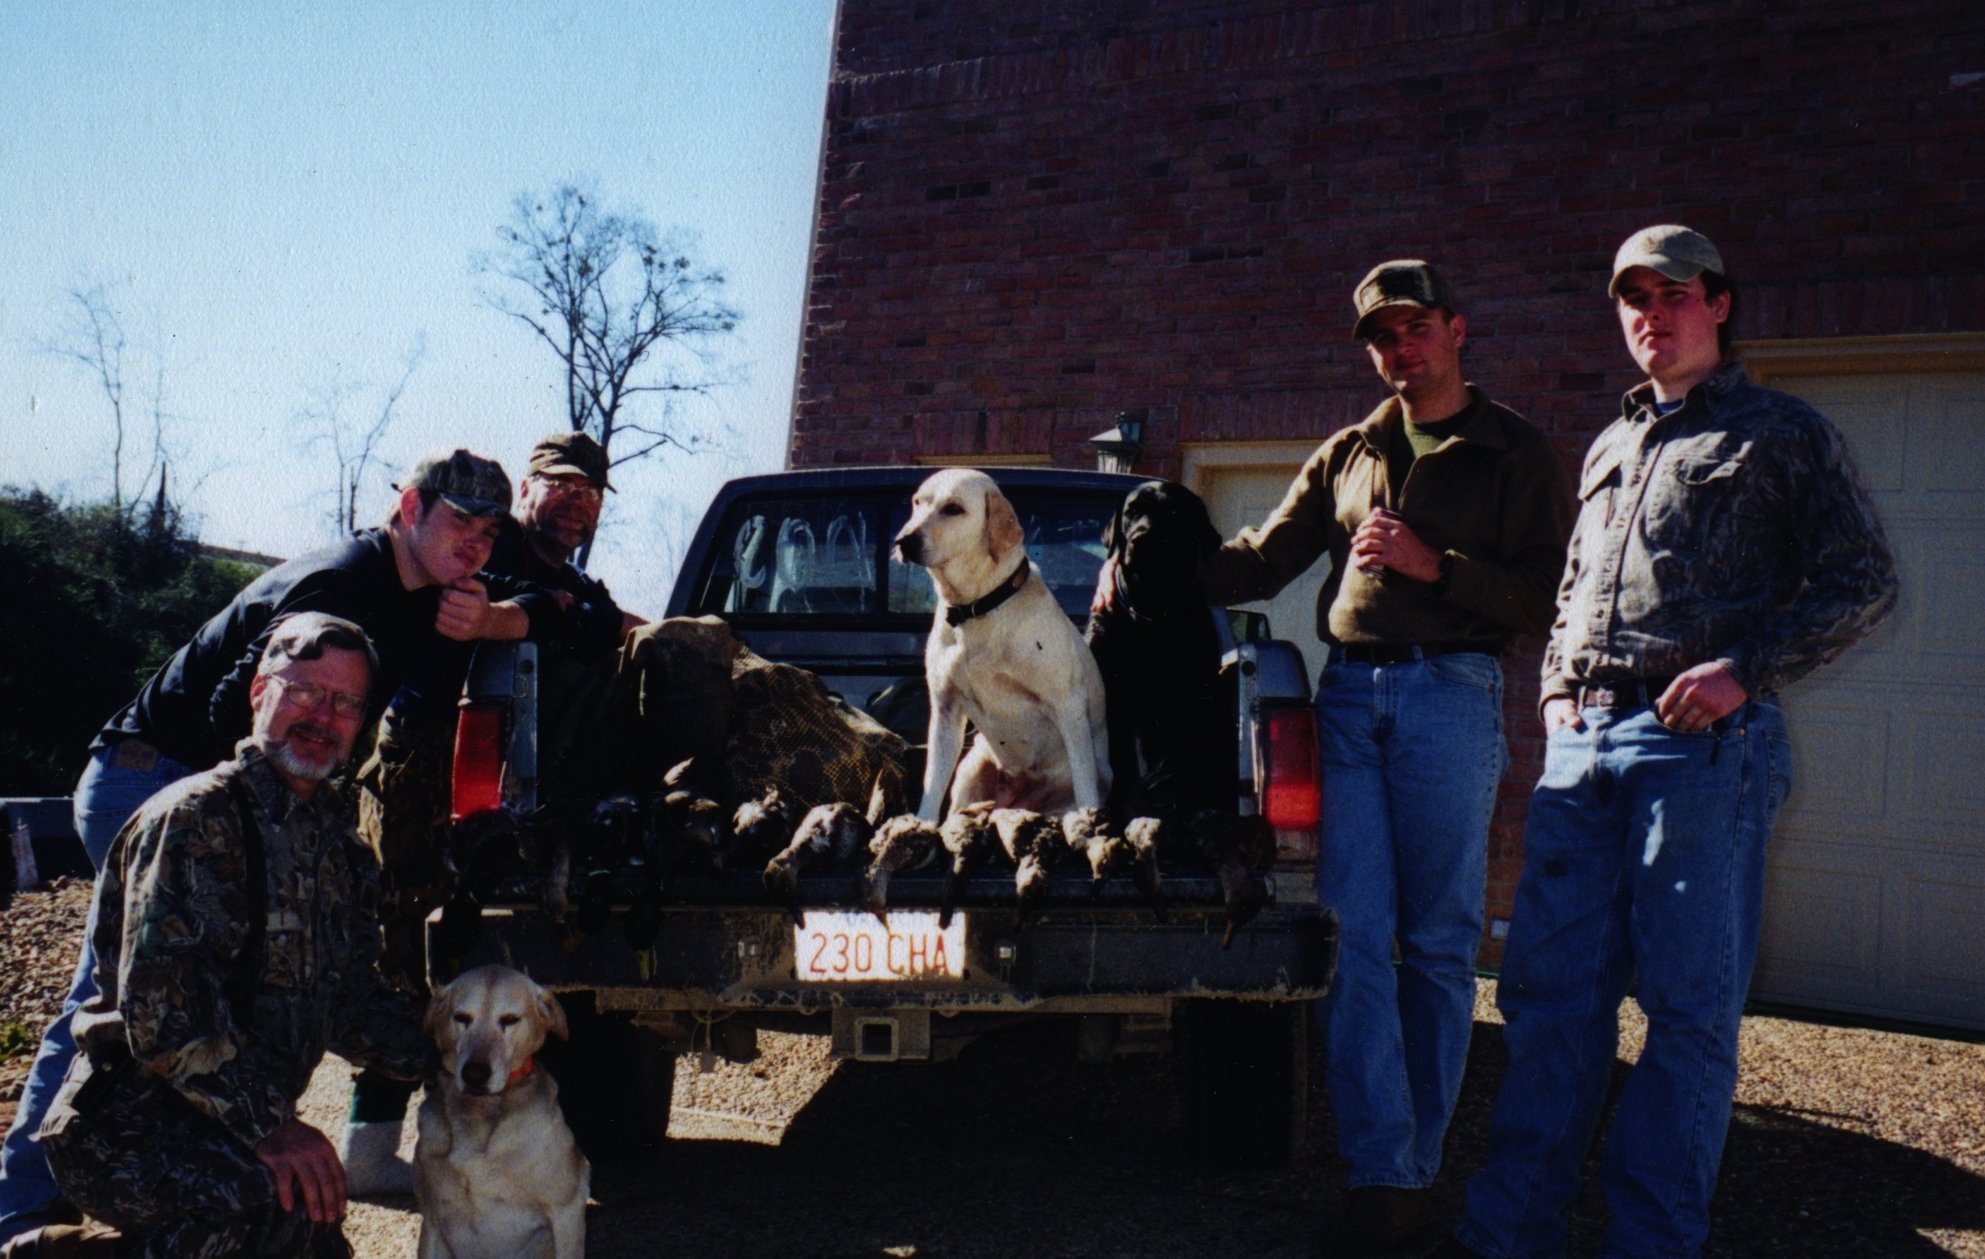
[507,1057,537,1085]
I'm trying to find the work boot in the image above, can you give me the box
[1317,1185,1445,1257]
[337,1119,414,1197]
[0,1222,127,1258]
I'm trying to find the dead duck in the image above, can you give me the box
[938,801,998,928]
[1188,808,1276,949]
[990,808,1063,920]
[661,788,726,869]
[622,875,667,980]
[1121,815,1169,922]
[861,814,942,924]
[764,802,872,926]
[726,784,795,872]
[589,792,650,869]
[1060,806,1121,894]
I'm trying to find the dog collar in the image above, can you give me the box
[944,560,1029,627]
[507,1057,537,1085]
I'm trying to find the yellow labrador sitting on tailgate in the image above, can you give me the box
[895,468,1111,820]
[417,964,589,1259]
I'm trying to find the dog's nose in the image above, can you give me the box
[894,533,923,563]
[461,1060,493,1092]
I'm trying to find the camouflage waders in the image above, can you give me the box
[40,1055,348,1259]
[355,716,454,994]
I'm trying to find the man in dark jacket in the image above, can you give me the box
[4,614,427,1259]
[0,451,540,1245]
[343,431,648,1190]
[1202,261,1575,1257]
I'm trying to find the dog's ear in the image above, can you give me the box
[537,985,571,1042]
[424,985,453,1040]
[1102,493,1128,558]
[983,487,1024,563]
[1185,487,1224,556]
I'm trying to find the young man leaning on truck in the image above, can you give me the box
[344,430,647,1193]
[1199,261,1575,1257]
[0,450,548,1246]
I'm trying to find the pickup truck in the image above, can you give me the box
[441,466,1338,1166]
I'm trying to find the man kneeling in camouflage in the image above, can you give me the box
[5,614,427,1259]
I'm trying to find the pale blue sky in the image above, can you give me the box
[0,1,837,611]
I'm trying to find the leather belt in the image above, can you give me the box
[1572,677,1680,710]
[109,737,163,772]
[1330,642,1493,665]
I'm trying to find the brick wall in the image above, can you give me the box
[794,0,1985,953]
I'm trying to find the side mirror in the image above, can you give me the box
[1226,609,1272,643]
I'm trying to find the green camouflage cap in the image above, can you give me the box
[401,449,511,518]
[1609,225,1725,297]
[527,430,613,491]
[1352,260,1454,339]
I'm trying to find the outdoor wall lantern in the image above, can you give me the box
[1089,413,1145,475]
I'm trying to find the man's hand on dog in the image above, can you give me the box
[256,1118,347,1224]
[1351,507,1442,583]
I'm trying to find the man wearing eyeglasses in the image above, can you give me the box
[8,614,429,1259]
[0,449,560,1245]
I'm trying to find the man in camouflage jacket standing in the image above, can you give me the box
[1441,228,1898,1259]
[5,614,427,1259]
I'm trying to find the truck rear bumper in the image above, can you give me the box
[441,896,1337,1013]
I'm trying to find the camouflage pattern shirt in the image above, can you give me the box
[1542,362,1898,705]
[71,742,426,1150]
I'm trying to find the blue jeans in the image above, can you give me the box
[1314,650,1506,1190]
[1455,700,1792,1259]
[0,743,193,1241]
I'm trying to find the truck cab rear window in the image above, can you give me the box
[692,495,1114,620]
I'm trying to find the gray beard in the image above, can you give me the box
[259,733,340,783]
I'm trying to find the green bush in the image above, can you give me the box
[0,489,257,795]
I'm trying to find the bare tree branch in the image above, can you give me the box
[298,335,425,535]
[474,181,742,567]
[43,280,131,516]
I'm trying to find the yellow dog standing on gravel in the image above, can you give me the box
[416,965,588,1259]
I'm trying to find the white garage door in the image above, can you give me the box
[1749,368,1985,1031]
[1183,442,1329,683]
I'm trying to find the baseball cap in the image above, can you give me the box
[400,449,511,518]
[1352,260,1454,339]
[527,431,613,491]
[1609,225,1725,297]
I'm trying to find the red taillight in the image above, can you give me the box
[1260,705,1320,832]
[451,704,504,821]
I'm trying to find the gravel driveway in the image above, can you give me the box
[6,877,1982,1257]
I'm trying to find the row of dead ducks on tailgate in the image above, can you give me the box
[437,759,1278,975]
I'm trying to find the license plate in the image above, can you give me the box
[794,910,966,982]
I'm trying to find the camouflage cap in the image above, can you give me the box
[1352,260,1454,339]
[400,449,511,518]
[527,430,613,491]
[1609,225,1725,297]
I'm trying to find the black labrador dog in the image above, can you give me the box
[1085,480,1231,822]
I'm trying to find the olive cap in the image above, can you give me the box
[1352,260,1453,339]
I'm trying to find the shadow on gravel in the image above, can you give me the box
[575,1016,1981,1259]
[584,1018,1327,1259]
[1442,1022,1985,1258]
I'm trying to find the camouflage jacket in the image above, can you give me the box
[1542,362,1898,705]
[72,743,426,1149]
